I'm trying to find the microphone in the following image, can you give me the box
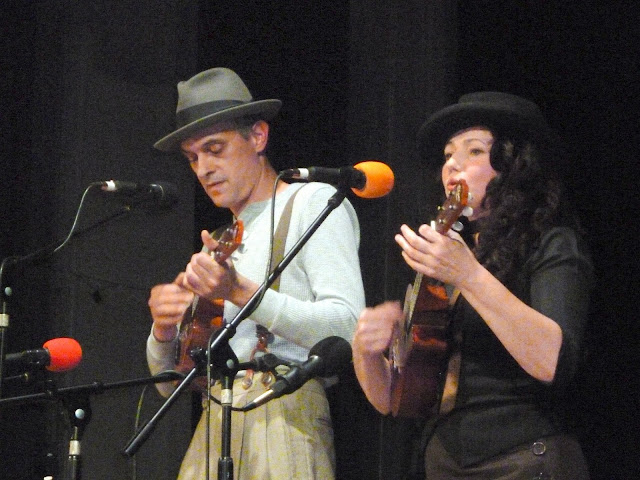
[236,353,290,372]
[100,180,178,206]
[243,336,352,411]
[281,161,394,198]
[4,337,83,372]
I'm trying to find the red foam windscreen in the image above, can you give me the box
[43,337,83,372]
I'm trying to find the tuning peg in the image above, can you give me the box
[452,221,464,232]
[462,206,474,217]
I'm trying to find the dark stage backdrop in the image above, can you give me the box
[2,1,638,479]
[0,2,199,479]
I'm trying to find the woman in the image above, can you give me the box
[352,92,592,479]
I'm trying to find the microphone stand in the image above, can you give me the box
[0,371,184,480]
[0,256,18,400]
[218,361,235,480]
[123,189,348,478]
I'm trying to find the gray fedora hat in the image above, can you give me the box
[417,92,555,161]
[154,68,282,152]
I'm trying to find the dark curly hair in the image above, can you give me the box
[473,136,579,285]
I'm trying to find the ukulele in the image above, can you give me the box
[174,220,244,385]
[389,180,469,418]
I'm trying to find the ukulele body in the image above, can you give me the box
[173,221,243,392]
[390,284,452,418]
[389,181,468,418]
[175,298,225,373]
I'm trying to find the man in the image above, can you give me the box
[147,68,365,479]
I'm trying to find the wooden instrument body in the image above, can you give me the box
[174,221,243,390]
[389,181,468,418]
[390,283,451,417]
[175,298,225,373]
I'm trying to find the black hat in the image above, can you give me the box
[154,68,282,152]
[417,92,555,160]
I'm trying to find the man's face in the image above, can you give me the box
[180,121,268,215]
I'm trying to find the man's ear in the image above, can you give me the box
[250,120,269,154]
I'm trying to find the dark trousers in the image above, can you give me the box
[424,433,590,480]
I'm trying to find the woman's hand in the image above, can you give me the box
[352,301,405,414]
[395,224,479,288]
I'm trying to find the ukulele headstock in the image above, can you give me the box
[434,180,469,235]
[211,220,244,264]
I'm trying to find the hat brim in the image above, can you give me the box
[154,99,282,152]
[417,103,552,162]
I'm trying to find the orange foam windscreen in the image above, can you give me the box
[352,161,395,198]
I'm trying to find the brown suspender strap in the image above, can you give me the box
[245,186,301,388]
[438,288,462,415]
[269,186,300,292]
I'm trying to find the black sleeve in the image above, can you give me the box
[526,227,594,389]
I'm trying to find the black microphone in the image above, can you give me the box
[282,166,366,188]
[100,180,178,206]
[243,336,352,411]
[236,353,290,372]
[4,337,83,372]
[280,161,394,199]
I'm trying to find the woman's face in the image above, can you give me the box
[441,127,498,221]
